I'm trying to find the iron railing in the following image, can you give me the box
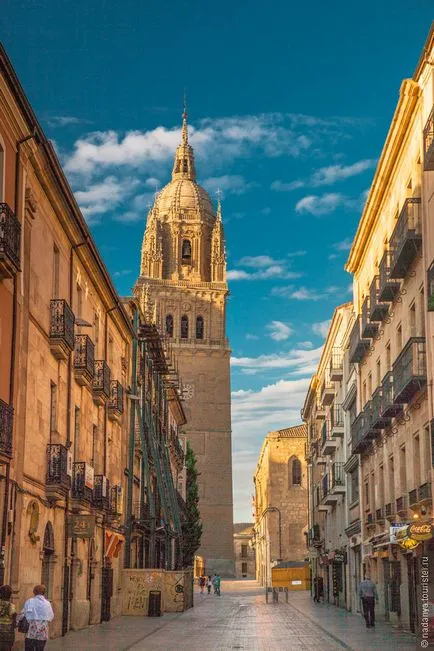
[385,503,393,518]
[332,462,345,487]
[330,404,344,430]
[46,444,71,489]
[321,474,329,499]
[409,488,418,507]
[361,296,378,338]
[72,462,94,502]
[393,337,426,404]
[423,105,434,171]
[419,482,432,502]
[329,348,343,379]
[389,198,422,279]
[369,276,388,321]
[110,485,123,516]
[348,316,370,364]
[376,507,385,522]
[0,399,13,457]
[380,372,402,419]
[93,361,111,400]
[74,335,95,380]
[351,411,368,455]
[109,380,124,414]
[0,202,21,274]
[396,495,407,513]
[93,475,110,510]
[50,299,75,351]
[378,250,400,302]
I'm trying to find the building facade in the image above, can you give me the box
[0,44,188,640]
[134,109,234,575]
[233,523,255,579]
[253,425,308,586]
[303,25,434,634]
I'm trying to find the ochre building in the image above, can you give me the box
[134,110,234,575]
[253,425,308,586]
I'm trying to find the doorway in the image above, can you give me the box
[41,523,55,599]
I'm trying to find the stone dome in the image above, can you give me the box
[154,178,215,222]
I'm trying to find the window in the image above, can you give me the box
[76,284,83,317]
[108,335,114,367]
[400,445,407,493]
[396,323,402,353]
[386,342,391,372]
[362,380,367,406]
[364,480,369,508]
[52,245,60,298]
[241,544,248,558]
[181,239,192,262]
[94,312,100,357]
[413,433,421,487]
[241,562,248,576]
[290,457,302,487]
[92,424,98,468]
[350,468,359,503]
[379,465,384,506]
[50,382,57,434]
[420,287,426,336]
[166,314,174,337]
[74,407,80,458]
[376,358,381,387]
[348,398,357,426]
[368,372,372,399]
[409,303,416,337]
[196,316,204,339]
[389,456,395,504]
[181,315,189,339]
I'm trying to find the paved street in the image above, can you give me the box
[45,580,417,650]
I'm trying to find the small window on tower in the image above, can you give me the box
[181,315,189,339]
[183,159,188,172]
[166,314,174,338]
[196,316,204,339]
[181,239,192,264]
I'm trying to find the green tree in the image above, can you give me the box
[182,441,202,567]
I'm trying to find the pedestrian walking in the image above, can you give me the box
[215,574,221,596]
[212,574,217,594]
[0,585,16,651]
[359,575,378,628]
[207,576,212,595]
[199,575,206,594]
[19,584,54,650]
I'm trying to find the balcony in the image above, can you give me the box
[93,475,110,511]
[385,502,396,521]
[361,296,378,339]
[108,380,124,422]
[0,399,13,457]
[366,512,375,528]
[49,299,75,361]
[0,203,21,279]
[329,348,343,381]
[393,337,426,404]
[92,360,111,406]
[321,421,338,456]
[348,317,370,364]
[331,462,345,494]
[46,444,71,498]
[380,372,403,419]
[369,276,389,322]
[321,473,339,506]
[74,335,95,387]
[330,404,344,437]
[110,485,123,517]
[409,482,432,512]
[371,386,391,430]
[423,105,434,171]
[320,373,335,406]
[376,507,385,524]
[72,462,94,503]
[378,250,400,302]
[396,495,408,517]
[409,488,418,509]
[315,400,326,420]
[132,500,149,524]
[389,198,422,279]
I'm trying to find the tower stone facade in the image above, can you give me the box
[134,110,234,575]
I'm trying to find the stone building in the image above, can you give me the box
[233,523,255,579]
[0,43,188,640]
[303,24,434,634]
[134,108,234,575]
[253,425,308,586]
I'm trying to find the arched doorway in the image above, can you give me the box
[41,522,55,599]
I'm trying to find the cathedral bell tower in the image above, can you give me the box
[135,107,234,576]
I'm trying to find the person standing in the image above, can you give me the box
[359,575,378,628]
[207,576,212,595]
[0,585,16,651]
[215,574,221,596]
[20,585,54,650]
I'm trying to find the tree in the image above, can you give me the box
[182,441,202,567]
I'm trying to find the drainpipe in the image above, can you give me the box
[124,306,138,568]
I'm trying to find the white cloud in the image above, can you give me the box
[272,286,327,301]
[312,319,332,338]
[299,341,313,349]
[266,321,293,341]
[227,266,301,281]
[246,334,259,340]
[202,174,253,196]
[295,193,349,216]
[310,159,376,186]
[237,255,283,268]
[145,177,160,188]
[231,346,323,373]
[333,238,353,251]
[113,269,132,278]
[271,180,304,192]
[74,176,140,224]
[47,115,89,127]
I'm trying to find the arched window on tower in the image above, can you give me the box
[181,315,189,339]
[183,158,188,172]
[166,314,174,338]
[196,316,204,340]
[288,456,302,488]
[181,239,192,264]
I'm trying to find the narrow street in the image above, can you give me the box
[46,580,416,650]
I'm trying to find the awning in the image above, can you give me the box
[105,531,125,558]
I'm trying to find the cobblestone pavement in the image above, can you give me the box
[45,580,418,651]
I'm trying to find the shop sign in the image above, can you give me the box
[333,552,346,563]
[407,523,433,542]
[68,514,95,539]
[390,525,408,544]
[398,537,420,551]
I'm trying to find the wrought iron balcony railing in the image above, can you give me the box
[46,444,71,490]
[361,296,378,339]
[423,105,434,171]
[330,404,344,431]
[351,411,369,455]
[50,299,75,360]
[348,316,370,364]
[110,485,123,516]
[0,202,21,278]
[72,462,94,502]
[369,276,389,322]
[393,337,426,404]
[329,348,343,381]
[132,500,149,522]
[320,372,335,406]
[92,360,111,404]
[376,507,385,523]
[0,399,13,457]
[371,386,391,430]
[389,198,422,279]
[409,488,418,508]
[74,335,95,386]
[321,420,338,455]
[385,502,394,519]
[93,475,110,510]
[321,474,329,500]
[108,380,124,418]
[332,462,345,487]
[378,250,400,303]
[419,482,432,502]
[380,372,402,419]
[396,495,408,514]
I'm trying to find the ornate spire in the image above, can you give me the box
[182,93,188,145]
[172,99,196,181]
[216,188,222,222]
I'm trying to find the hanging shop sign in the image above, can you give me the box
[390,525,408,544]
[68,514,95,539]
[407,523,434,542]
[398,537,420,551]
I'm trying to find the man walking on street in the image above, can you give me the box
[359,574,378,628]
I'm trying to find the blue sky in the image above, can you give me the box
[2,2,433,521]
